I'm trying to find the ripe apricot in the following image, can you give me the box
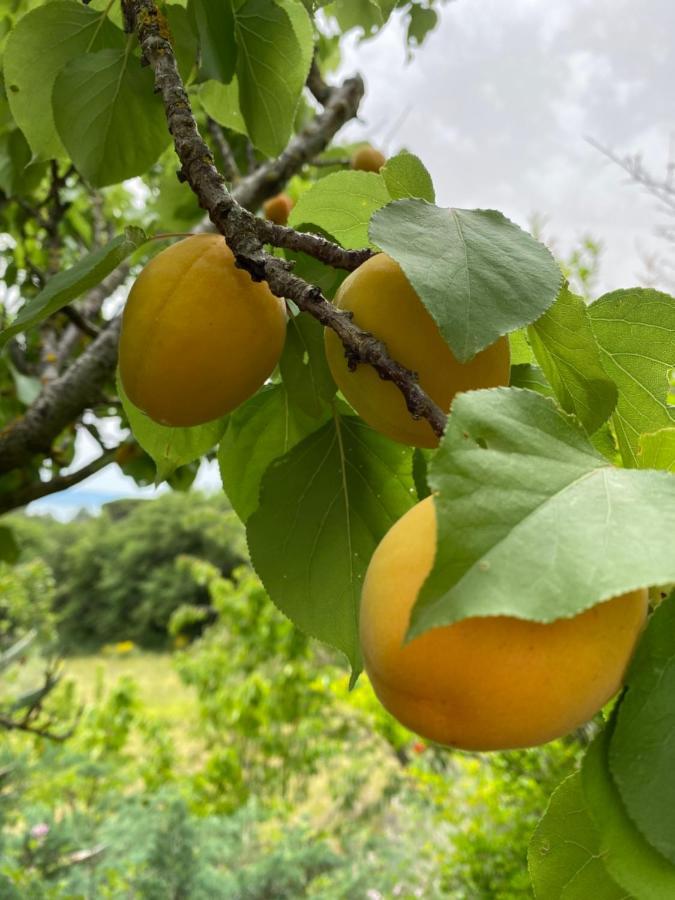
[324,254,510,447]
[351,145,386,173]
[119,234,286,427]
[360,496,649,751]
[263,193,294,225]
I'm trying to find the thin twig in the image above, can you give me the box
[206,118,241,184]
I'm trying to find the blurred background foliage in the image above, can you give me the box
[0,495,585,897]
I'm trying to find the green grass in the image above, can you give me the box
[64,651,194,721]
[63,651,203,763]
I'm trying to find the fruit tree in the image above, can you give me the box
[1,0,674,895]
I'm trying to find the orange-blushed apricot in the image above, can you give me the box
[262,193,294,225]
[324,253,510,447]
[351,145,387,173]
[119,234,287,427]
[360,496,649,750]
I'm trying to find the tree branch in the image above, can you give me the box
[253,218,372,270]
[126,0,447,439]
[0,319,121,474]
[0,447,117,513]
[206,117,240,184]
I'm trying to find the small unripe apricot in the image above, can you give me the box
[119,234,287,427]
[360,496,649,750]
[324,253,510,447]
[351,145,386,173]
[262,193,294,225]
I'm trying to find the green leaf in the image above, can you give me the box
[279,313,336,417]
[584,725,675,899]
[528,772,629,900]
[369,201,563,363]
[509,362,555,399]
[412,447,432,500]
[609,592,675,866]
[165,4,199,82]
[528,285,618,434]
[381,151,435,203]
[412,387,675,638]
[53,47,170,187]
[0,128,38,198]
[0,228,147,349]
[638,428,675,471]
[3,1,123,161]
[0,524,19,564]
[189,0,236,83]
[509,327,536,365]
[118,378,227,483]
[246,414,416,673]
[588,288,675,467]
[289,171,390,248]
[197,78,247,135]
[326,0,383,35]
[234,0,313,156]
[407,4,439,47]
[218,383,324,522]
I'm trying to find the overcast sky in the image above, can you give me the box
[30,0,675,517]
[342,0,675,291]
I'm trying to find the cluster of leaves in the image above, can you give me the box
[7,491,246,648]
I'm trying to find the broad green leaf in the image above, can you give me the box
[588,289,675,467]
[234,0,312,156]
[529,285,617,434]
[280,0,315,77]
[326,0,384,36]
[528,772,629,900]
[0,524,19,564]
[509,362,554,399]
[412,387,675,638]
[412,447,432,501]
[197,78,246,135]
[609,592,675,865]
[638,428,675,472]
[3,1,123,160]
[279,313,336,418]
[370,201,562,363]
[247,414,415,673]
[166,4,199,82]
[53,48,170,187]
[584,725,675,898]
[0,128,45,198]
[381,151,435,203]
[407,5,439,47]
[189,0,235,83]
[289,171,390,248]
[218,383,324,522]
[509,328,535,365]
[118,378,228,483]
[0,228,146,348]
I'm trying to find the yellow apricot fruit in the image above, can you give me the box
[324,254,510,447]
[360,496,649,751]
[119,234,287,427]
[351,145,387,173]
[263,193,294,226]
